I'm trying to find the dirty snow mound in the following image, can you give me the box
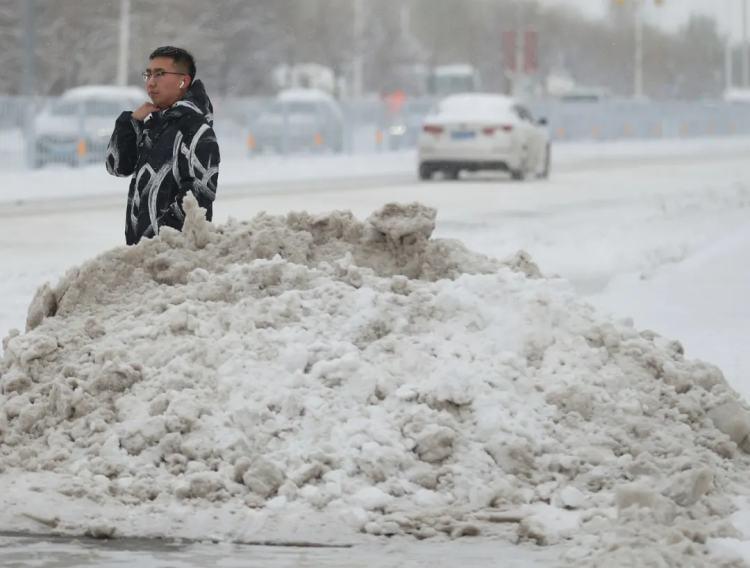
[1,198,749,566]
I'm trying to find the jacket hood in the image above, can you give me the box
[166,79,214,125]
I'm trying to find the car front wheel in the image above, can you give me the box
[444,167,459,180]
[418,163,433,181]
[510,147,529,181]
[538,144,551,179]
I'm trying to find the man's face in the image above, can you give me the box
[145,56,187,109]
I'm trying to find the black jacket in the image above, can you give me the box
[105,80,220,245]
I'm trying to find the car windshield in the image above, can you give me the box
[50,99,132,117]
[271,101,320,115]
[85,100,130,116]
[49,101,78,117]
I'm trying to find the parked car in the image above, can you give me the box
[33,85,145,168]
[248,89,344,155]
[417,93,550,181]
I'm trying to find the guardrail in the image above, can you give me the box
[2,95,750,170]
[530,99,750,142]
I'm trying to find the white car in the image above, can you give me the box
[417,93,550,181]
[33,85,145,168]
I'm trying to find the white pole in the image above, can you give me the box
[743,0,749,87]
[726,0,734,92]
[634,0,643,98]
[514,2,524,97]
[352,0,364,97]
[116,0,130,86]
[23,0,37,168]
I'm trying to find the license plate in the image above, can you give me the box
[451,130,476,140]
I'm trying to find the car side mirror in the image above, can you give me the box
[537,117,548,126]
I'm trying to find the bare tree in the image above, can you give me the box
[0,0,22,95]
[0,0,729,99]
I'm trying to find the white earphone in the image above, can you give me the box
[179,80,185,88]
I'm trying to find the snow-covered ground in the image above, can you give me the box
[2,137,750,566]
[2,135,748,204]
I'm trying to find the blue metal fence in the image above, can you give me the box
[3,95,750,170]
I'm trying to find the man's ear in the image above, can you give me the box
[183,76,192,89]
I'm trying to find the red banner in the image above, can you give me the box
[504,30,538,74]
[524,30,538,73]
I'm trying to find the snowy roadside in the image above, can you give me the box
[0,151,416,206]
[589,223,750,401]
[3,135,750,206]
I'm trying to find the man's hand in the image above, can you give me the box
[132,102,160,121]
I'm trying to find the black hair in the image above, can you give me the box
[149,46,196,79]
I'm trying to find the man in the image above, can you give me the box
[106,46,219,245]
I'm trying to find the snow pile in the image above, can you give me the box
[2,197,750,566]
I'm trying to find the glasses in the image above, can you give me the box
[142,70,185,82]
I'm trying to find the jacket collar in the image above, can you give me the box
[162,79,214,125]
